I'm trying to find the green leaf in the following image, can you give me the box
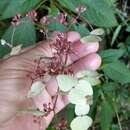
[3,17,36,48]
[126,26,130,32]
[111,25,122,45]
[0,0,40,19]
[0,0,10,16]
[57,0,76,11]
[81,0,118,27]
[101,100,113,130]
[102,82,118,93]
[48,22,65,32]
[0,45,10,58]
[66,104,75,124]
[57,0,118,27]
[99,49,124,63]
[102,60,130,84]
[71,24,90,37]
[105,0,117,5]
[57,75,78,92]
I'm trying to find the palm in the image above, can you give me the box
[0,32,101,130]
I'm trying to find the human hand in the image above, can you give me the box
[0,32,101,130]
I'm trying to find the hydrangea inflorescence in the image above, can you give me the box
[26,31,101,130]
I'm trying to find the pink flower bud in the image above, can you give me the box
[26,10,37,21]
[75,5,86,13]
[11,14,21,25]
[40,16,49,24]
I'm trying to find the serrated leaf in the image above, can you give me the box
[70,116,92,130]
[75,104,90,116]
[81,35,102,43]
[48,22,65,32]
[27,81,45,98]
[57,0,118,27]
[103,60,130,84]
[81,0,118,27]
[71,24,90,37]
[57,75,78,92]
[90,28,105,35]
[99,49,124,62]
[0,0,39,19]
[3,17,36,48]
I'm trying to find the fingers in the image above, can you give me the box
[67,31,81,42]
[20,32,99,66]
[20,31,81,61]
[33,87,52,111]
[70,42,99,63]
[70,53,102,72]
[46,53,101,97]
[32,84,67,129]
[33,52,101,128]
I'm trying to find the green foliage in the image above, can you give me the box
[0,0,40,19]
[101,100,113,130]
[81,0,118,27]
[3,17,36,47]
[57,0,118,27]
[103,60,130,84]
[48,21,65,32]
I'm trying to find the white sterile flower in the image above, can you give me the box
[68,87,87,105]
[10,44,22,55]
[0,39,6,46]
[57,75,78,92]
[75,103,90,116]
[81,35,102,43]
[68,80,93,105]
[70,116,93,130]
[77,79,93,95]
[90,28,105,36]
[27,81,45,98]
[76,70,100,86]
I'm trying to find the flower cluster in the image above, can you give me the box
[29,31,74,82]
[11,14,21,25]
[26,31,101,130]
[27,31,74,129]
[57,70,100,130]
[11,10,37,25]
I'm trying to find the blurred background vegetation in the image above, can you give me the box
[0,0,130,130]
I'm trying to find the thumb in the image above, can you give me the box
[20,40,53,61]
